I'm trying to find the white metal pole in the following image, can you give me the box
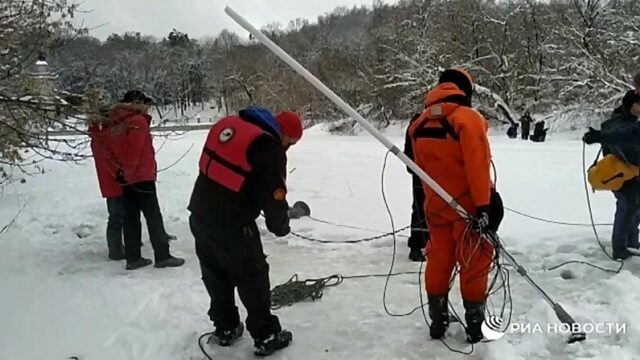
[224,6,466,216]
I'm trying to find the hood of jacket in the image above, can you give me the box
[239,106,282,140]
[422,83,471,119]
[108,103,151,125]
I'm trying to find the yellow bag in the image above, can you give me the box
[588,154,640,191]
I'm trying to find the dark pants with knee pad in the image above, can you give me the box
[190,215,281,341]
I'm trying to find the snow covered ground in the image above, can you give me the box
[1,124,639,360]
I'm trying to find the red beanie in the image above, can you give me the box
[275,111,303,140]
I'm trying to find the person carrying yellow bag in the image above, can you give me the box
[584,90,640,259]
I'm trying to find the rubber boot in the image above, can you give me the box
[463,301,486,343]
[213,323,244,347]
[409,247,425,262]
[428,295,449,339]
[254,330,292,357]
[154,255,185,268]
[126,257,152,270]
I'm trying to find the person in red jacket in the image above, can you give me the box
[103,90,184,270]
[89,104,125,260]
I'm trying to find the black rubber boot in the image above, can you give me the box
[254,330,292,357]
[212,323,244,347]
[463,301,486,343]
[154,255,185,268]
[428,295,449,339]
[612,249,632,260]
[126,257,152,270]
[409,248,425,262]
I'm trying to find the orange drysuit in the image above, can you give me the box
[408,75,494,302]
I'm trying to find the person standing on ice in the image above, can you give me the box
[404,112,429,262]
[89,103,177,261]
[101,90,184,270]
[583,91,640,259]
[89,104,126,260]
[188,106,302,357]
[408,68,503,343]
[519,111,533,140]
[506,122,519,139]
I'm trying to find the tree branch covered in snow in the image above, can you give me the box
[0,0,85,167]
[200,0,638,125]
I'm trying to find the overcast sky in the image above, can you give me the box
[77,0,396,41]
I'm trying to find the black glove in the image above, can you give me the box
[272,224,291,238]
[582,127,602,145]
[115,169,126,185]
[473,205,491,233]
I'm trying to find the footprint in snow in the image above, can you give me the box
[72,223,95,239]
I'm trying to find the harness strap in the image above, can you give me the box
[412,117,460,142]
[201,147,251,177]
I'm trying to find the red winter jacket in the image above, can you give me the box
[103,104,157,185]
[89,123,122,198]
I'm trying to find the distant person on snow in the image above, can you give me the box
[408,68,504,343]
[188,106,303,356]
[506,122,519,139]
[519,111,533,140]
[404,113,430,262]
[583,91,640,259]
[101,90,184,270]
[530,120,548,142]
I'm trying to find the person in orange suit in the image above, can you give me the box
[408,68,503,343]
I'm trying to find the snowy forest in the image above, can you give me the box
[48,0,640,126]
[1,0,640,166]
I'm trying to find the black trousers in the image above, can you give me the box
[106,196,125,256]
[122,181,170,262]
[612,190,640,253]
[409,176,429,250]
[190,215,281,341]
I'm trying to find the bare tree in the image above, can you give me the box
[0,0,87,172]
[40,0,640,131]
